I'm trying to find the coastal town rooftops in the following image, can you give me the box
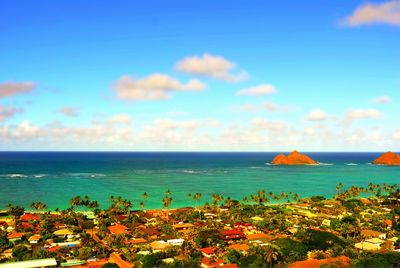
[107,224,128,235]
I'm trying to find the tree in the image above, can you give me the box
[162,190,173,221]
[78,246,92,260]
[7,204,24,228]
[12,244,30,261]
[30,202,48,211]
[251,190,269,206]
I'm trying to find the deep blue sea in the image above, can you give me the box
[0,152,399,210]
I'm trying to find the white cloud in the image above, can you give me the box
[107,114,133,125]
[231,103,259,112]
[58,107,80,117]
[175,53,248,82]
[342,1,400,26]
[263,101,291,112]
[236,84,277,96]
[114,73,205,101]
[371,95,390,104]
[306,109,329,121]
[0,81,36,99]
[345,108,382,121]
[0,105,22,121]
[252,117,286,131]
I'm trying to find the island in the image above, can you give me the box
[271,150,318,165]
[372,151,400,166]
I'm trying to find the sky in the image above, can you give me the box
[0,0,399,151]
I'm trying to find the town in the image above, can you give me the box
[1,183,400,268]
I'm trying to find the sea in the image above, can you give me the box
[0,152,399,210]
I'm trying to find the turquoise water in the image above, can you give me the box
[0,152,399,210]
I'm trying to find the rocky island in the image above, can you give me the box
[372,151,400,166]
[271,150,318,165]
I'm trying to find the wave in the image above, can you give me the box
[183,169,196,174]
[316,162,333,166]
[8,174,28,178]
[345,163,358,166]
[64,173,106,178]
[34,174,47,178]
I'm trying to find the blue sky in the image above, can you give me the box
[0,0,399,151]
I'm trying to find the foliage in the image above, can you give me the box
[295,229,346,251]
[194,228,222,248]
[272,238,307,263]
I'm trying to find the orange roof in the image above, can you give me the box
[127,238,147,244]
[384,219,393,226]
[201,257,224,267]
[246,232,271,240]
[20,213,40,221]
[361,229,383,237]
[28,234,41,241]
[108,224,128,235]
[7,232,23,239]
[200,247,215,255]
[289,256,350,268]
[229,243,249,251]
[359,198,371,205]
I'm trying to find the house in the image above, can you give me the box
[360,229,386,239]
[220,229,245,241]
[167,238,184,246]
[20,213,40,222]
[172,222,194,232]
[355,238,385,251]
[107,224,128,235]
[54,228,73,238]
[7,232,23,242]
[28,234,41,244]
[246,232,271,243]
[150,240,170,251]
[200,247,215,258]
[228,243,249,253]
[201,257,238,268]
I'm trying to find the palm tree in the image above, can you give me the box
[193,193,202,208]
[162,194,173,221]
[30,202,48,211]
[251,190,269,206]
[211,194,224,208]
[139,201,145,210]
[7,204,24,229]
[263,244,281,268]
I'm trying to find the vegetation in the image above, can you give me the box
[0,183,400,267]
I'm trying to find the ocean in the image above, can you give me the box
[0,152,399,210]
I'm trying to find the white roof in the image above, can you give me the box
[0,258,57,268]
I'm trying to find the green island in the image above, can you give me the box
[1,183,400,268]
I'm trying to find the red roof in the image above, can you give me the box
[200,247,215,255]
[20,213,40,221]
[48,245,61,252]
[201,257,224,267]
[107,224,128,235]
[7,232,23,239]
[20,222,34,229]
[222,229,244,235]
